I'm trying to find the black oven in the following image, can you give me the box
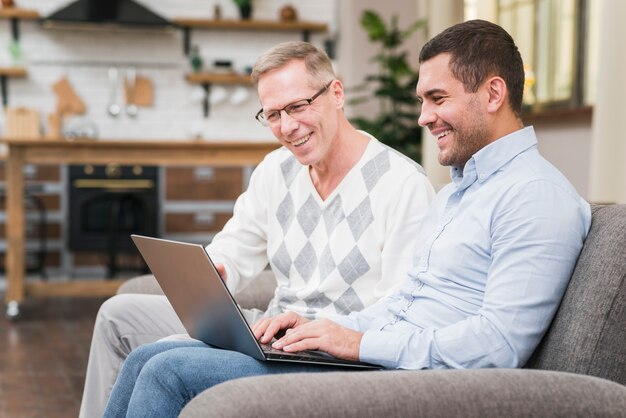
[68,163,159,276]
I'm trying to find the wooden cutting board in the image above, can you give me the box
[4,107,41,139]
[52,77,86,115]
[127,75,153,107]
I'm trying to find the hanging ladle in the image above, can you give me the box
[107,67,121,117]
[126,67,138,117]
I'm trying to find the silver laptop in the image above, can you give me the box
[131,234,380,369]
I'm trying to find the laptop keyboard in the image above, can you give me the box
[259,343,380,369]
[260,343,333,361]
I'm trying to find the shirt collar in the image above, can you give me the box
[452,126,537,185]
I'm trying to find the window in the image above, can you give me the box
[465,0,598,111]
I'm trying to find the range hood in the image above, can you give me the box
[43,0,171,28]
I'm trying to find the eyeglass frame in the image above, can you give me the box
[255,81,333,127]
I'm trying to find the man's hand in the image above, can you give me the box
[214,263,227,282]
[272,319,363,362]
[252,312,310,344]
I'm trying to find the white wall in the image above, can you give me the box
[0,0,336,141]
[533,119,592,199]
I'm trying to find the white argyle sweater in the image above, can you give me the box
[207,133,434,319]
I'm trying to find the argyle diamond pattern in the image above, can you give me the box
[293,242,318,282]
[362,150,390,191]
[297,195,322,237]
[346,197,374,241]
[268,148,394,316]
[281,156,299,188]
[276,193,295,235]
[271,242,292,278]
[318,245,336,280]
[333,286,365,314]
[323,195,345,235]
[303,290,333,309]
[337,246,370,284]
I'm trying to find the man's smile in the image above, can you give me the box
[288,132,313,147]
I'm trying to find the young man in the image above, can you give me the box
[79,42,434,417]
[102,20,591,418]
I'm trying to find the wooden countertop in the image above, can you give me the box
[1,138,280,166]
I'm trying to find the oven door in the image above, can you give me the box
[68,178,158,252]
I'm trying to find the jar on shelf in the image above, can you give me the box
[190,45,203,73]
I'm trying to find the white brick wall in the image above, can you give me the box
[0,0,337,141]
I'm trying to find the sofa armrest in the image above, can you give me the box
[115,271,276,311]
[116,274,164,295]
[232,270,276,311]
[180,369,626,418]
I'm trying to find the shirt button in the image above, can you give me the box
[479,174,485,180]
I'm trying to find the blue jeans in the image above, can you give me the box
[102,340,345,417]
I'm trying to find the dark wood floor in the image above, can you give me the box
[0,294,106,418]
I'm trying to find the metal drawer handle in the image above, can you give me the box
[72,179,154,189]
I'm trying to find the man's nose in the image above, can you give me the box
[280,111,298,135]
[418,103,435,127]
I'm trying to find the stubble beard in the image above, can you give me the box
[439,103,488,169]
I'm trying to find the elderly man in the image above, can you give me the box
[79,41,434,417]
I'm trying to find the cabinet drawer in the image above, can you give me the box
[0,194,61,211]
[165,167,243,201]
[165,211,232,234]
[0,222,61,240]
[0,250,60,269]
[72,252,143,268]
[0,163,61,181]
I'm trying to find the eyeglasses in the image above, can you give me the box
[255,81,333,127]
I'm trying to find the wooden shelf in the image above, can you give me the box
[0,7,39,20]
[523,105,593,124]
[0,7,39,49]
[0,66,26,77]
[0,66,26,108]
[172,18,328,33]
[176,17,328,117]
[185,72,252,85]
[173,17,328,56]
[185,72,253,117]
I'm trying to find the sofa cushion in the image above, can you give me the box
[180,369,626,418]
[526,204,626,385]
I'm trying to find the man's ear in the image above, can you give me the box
[332,79,345,109]
[485,76,507,113]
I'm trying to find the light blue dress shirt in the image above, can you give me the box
[332,126,591,370]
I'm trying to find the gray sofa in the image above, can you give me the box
[117,204,626,417]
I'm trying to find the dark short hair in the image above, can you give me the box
[419,19,524,117]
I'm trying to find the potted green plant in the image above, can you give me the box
[233,0,253,20]
[350,10,426,163]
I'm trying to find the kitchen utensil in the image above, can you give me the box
[209,85,227,105]
[230,86,249,106]
[46,112,62,140]
[107,67,121,117]
[62,117,99,140]
[52,77,86,115]
[133,75,154,107]
[125,67,139,117]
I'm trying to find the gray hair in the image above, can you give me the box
[251,41,335,89]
